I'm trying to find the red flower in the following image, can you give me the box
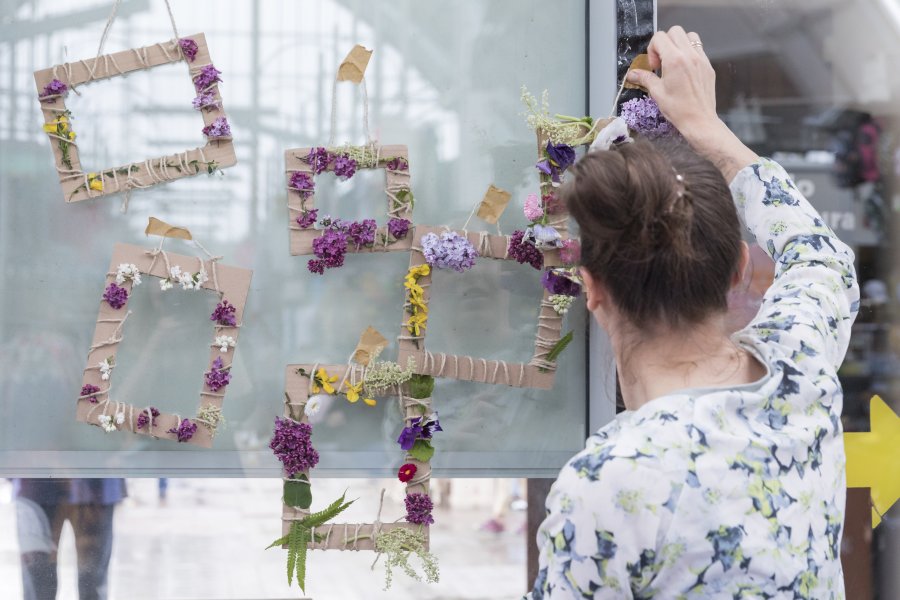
[398,463,417,483]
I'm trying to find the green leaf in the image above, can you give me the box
[545,330,574,363]
[408,374,434,399]
[408,439,435,463]
[266,534,289,550]
[295,527,309,591]
[284,476,312,509]
[299,491,355,528]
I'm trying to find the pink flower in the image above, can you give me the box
[560,239,581,265]
[524,193,544,221]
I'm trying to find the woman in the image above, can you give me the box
[530,27,859,599]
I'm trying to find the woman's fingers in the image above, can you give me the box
[627,69,662,96]
[666,25,694,51]
[646,30,679,70]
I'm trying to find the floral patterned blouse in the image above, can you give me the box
[528,158,860,599]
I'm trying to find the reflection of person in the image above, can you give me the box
[14,479,126,600]
[529,27,858,598]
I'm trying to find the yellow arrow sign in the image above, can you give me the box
[844,395,900,528]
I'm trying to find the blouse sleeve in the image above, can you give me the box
[730,158,860,371]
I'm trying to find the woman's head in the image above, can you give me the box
[562,136,744,335]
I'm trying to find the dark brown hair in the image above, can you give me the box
[562,137,742,332]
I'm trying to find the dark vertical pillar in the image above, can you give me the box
[525,478,554,592]
[616,0,656,111]
[842,488,873,598]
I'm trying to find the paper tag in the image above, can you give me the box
[145,217,192,240]
[337,45,373,83]
[623,54,653,91]
[352,326,388,366]
[476,184,512,225]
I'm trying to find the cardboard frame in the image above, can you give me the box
[282,364,431,551]
[77,242,252,448]
[34,32,236,203]
[284,144,413,256]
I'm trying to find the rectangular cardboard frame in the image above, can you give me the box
[77,242,252,448]
[34,32,236,203]
[282,364,430,551]
[285,144,413,256]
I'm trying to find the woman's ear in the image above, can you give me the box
[580,267,605,313]
[732,241,751,287]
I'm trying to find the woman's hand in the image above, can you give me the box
[627,26,758,182]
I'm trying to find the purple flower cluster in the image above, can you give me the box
[305,147,331,175]
[193,64,222,91]
[332,154,358,179]
[81,384,101,403]
[508,229,543,270]
[168,418,197,442]
[136,407,160,429]
[536,142,576,183]
[620,97,675,139]
[192,90,219,111]
[347,219,377,246]
[289,172,315,199]
[202,116,231,139]
[210,300,237,327]
[40,79,68,102]
[103,283,128,309]
[421,231,478,272]
[386,157,408,171]
[179,38,199,62]
[296,208,318,229]
[404,493,435,526]
[205,357,232,392]
[541,269,582,296]
[309,226,349,274]
[397,413,442,451]
[270,417,320,477]
[387,217,411,241]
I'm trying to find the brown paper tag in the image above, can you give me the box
[337,45,373,83]
[623,54,653,91]
[145,217,192,240]
[476,184,512,225]
[352,326,388,366]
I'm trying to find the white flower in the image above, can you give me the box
[115,411,125,425]
[169,265,183,279]
[304,394,325,418]
[214,335,236,353]
[98,357,114,381]
[177,267,208,290]
[98,414,117,432]
[115,263,142,286]
[549,294,575,315]
[589,117,632,153]
[159,278,174,291]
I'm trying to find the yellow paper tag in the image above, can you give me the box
[337,45,374,83]
[476,184,512,225]
[624,54,653,91]
[352,326,389,366]
[145,217,193,240]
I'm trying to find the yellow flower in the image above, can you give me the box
[363,397,377,407]
[87,173,103,191]
[407,312,428,336]
[312,368,338,394]
[43,115,75,140]
[407,264,431,278]
[344,382,362,403]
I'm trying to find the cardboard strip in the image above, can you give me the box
[277,520,427,552]
[145,217,193,240]
[336,45,373,83]
[351,326,388,366]
[476,184,511,224]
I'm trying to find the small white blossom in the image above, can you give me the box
[115,411,125,425]
[159,278,174,291]
[169,265,183,279]
[177,266,209,290]
[304,394,325,418]
[214,335,236,353]
[549,294,575,315]
[115,263,142,286]
[98,414,117,432]
[98,357,114,381]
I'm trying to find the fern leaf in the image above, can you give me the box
[266,533,289,550]
[287,521,300,585]
[300,491,355,528]
[296,528,309,592]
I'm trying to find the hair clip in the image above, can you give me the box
[588,117,633,153]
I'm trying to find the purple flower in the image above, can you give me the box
[620,97,675,139]
[405,493,435,526]
[347,219,377,246]
[397,413,441,451]
[81,384,101,404]
[210,300,237,327]
[270,417,320,477]
[417,413,442,439]
[332,154,357,179]
[307,259,326,274]
[542,269,582,296]
[205,357,232,392]
[179,38,199,62]
[421,231,478,272]
[103,283,128,309]
[168,418,197,442]
[40,79,68,102]
[508,230,543,270]
[289,172,315,199]
[397,424,423,451]
[524,224,563,250]
[387,157,408,171]
[305,147,331,175]
[387,217,411,240]
[296,208,318,229]
[193,64,222,91]
[137,407,160,429]
[536,142,576,183]
[192,90,220,111]
[202,116,231,139]
[311,227,349,271]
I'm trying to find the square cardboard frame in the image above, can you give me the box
[281,364,431,550]
[285,144,413,256]
[77,242,252,448]
[34,32,236,203]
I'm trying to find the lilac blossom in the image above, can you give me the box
[103,283,128,309]
[332,154,358,179]
[210,300,237,327]
[508,229,543,270]
[421,231,478,272]
[347,219,377,246]
[168,418,197,442]
[202,116,231,139]
[179,38,199,62]
[40,79,68,102]
[305,147,331,175]
[81,384,100,404]
[192,90,219,111]
[289,172,315,199]
[269,417,320,477]
[309,227,349,274]
[296,208,318,229]
[387,157,408,171]
[137,407,160,429]
[405,493,435,526]
[387,217,411,240]
[193,64,222,90]
[205,357,231,392]
[620,96,675,139]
